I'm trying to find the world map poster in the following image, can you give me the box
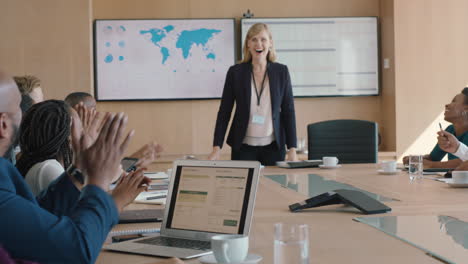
[94,19,235,100]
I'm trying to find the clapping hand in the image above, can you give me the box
[112,168,151,212]
[130,141,164,168]
[74,112,134,191]
[74,102,103,146]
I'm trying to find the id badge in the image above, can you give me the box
[252,114,265,125]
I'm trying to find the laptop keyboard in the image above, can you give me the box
[135,236,211,251]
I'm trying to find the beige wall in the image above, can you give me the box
[0,0,92,100]
[93,0,389,155]
[1,0,398,157]
[394,0,468,159]
[379,0,396,151]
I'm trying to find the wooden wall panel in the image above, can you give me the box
[93,0,387,155]
[394,0,468,159]
[0,0,92,100]
[1,0,396,157]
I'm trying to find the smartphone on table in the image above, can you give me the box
[121,157,139,172]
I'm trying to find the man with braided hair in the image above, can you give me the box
[66,92,165,169]
[65,91,96,109]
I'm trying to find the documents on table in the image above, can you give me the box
[144,171,169,180]
[134,190,168,205]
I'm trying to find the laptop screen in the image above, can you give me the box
[165,165,254,234]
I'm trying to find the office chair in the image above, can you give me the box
[307,119,378,164]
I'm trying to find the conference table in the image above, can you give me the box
[97,163,468,264]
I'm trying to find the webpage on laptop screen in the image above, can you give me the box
[167,166,252,234]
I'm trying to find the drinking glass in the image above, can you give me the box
[274,223,309,264]
[297,138,306,153]
[408,155,423,180]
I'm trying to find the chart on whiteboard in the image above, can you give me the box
[241,17,379,97]
[95,19,235,100]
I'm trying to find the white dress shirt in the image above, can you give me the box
[454,143,468,161]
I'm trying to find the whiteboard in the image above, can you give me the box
[241,17,379,97]
[94,19,235,100]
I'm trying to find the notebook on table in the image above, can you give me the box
[119,209,165,224]
[104,159,261,259]
[133,190,168,205]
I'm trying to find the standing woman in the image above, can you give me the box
[208,23,298,165]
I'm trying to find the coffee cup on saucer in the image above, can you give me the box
[451,171,468,184]
[211,234,248,263]
[380,160,397,173]
[322,157,339,167]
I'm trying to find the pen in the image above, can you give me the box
[439,122,448,139]
[146,195,167,200]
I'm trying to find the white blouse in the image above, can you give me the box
[25,159,65,196]
[243,77,275,146]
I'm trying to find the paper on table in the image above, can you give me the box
[134,190,168,205]
[435,178,451,183]
[144,172,168,180]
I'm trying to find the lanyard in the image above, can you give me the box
[251,67,268,106]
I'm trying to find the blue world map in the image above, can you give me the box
[139,25,221,65]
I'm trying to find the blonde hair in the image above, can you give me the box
[241,23,277,63]
[13,75,41,95]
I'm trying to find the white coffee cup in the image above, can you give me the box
[211,234,248,263]
[380,160,397,172]
[323,157,339,167]
[451,171,468,184]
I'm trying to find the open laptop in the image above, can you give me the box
[104,159,261,259]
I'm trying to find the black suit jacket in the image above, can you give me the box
[213,62,297,150]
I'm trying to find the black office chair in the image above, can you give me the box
[307,119,378,164]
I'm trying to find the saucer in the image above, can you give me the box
[276,161,288,168]
[445,179,468,188]
[378,169,401,175]
[199,253,262,264]
[319,164,342,169]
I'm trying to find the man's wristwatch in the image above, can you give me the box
[67,165,85,184]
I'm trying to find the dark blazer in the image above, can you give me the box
[0,158,118,264]
[213,62,297,150]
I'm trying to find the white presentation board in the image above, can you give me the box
[94,19,235,100]
[241,17,379,97]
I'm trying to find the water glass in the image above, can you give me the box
[274,223,309,264]
[408,155,423,180]
[297,138,307,153]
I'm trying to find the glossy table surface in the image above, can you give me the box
[98,164,468,264]
[355,214,468,264]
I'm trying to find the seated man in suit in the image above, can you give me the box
[66,92,163,169]
[0,71,156,263]
[13,75,44,104]
[65,91,96,109]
